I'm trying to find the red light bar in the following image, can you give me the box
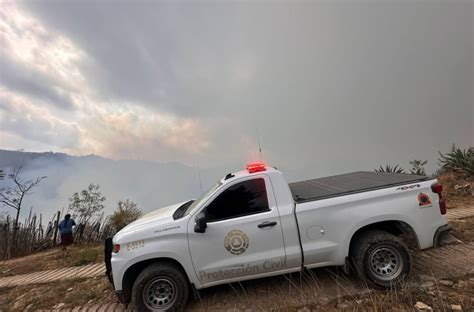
[247,162,266,173]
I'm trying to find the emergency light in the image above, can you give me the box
[246,162,266,173]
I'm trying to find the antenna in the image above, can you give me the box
[197,166,203,195]
[257,128,263,161]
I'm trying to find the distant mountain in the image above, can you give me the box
[0,150,70,169]
[0,149,232,222]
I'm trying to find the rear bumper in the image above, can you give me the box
[433,224,453,247]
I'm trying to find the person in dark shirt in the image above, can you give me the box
[58,214,76,248]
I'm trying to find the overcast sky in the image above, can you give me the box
[0,0,473,177]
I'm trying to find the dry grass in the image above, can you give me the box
[1,272,472,311]
[0,272,474,312]
[0,243,103,277]
[69,246,102,267]
[307,276,474,311]
[187,267,365,311]
[438,169,474,208]
[0,276,116,311]
[186,272,474,311]
[450,216,474,242]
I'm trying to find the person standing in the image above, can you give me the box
[58,214,76,248]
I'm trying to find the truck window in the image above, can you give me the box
[206,178,270,222]
[182,181,222,218]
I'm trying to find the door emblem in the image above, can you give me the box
[418,193,432,206]
[224,229,249,255]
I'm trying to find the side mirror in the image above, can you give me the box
[194,212,207,233]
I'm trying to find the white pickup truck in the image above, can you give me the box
[105,163,451,311]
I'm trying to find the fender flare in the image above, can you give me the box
[342,214,419,258]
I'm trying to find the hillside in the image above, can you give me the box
[0,149,228,221]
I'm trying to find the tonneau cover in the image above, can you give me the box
[289,171,428,203]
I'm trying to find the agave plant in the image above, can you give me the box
[409,160,428,176]
[438,144,474,175]
[374,164,406,174]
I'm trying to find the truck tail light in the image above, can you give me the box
[431,183,447,215]
[113,244,121,253]
[247,162,266,173]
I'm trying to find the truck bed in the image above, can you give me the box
[289,171,428,203]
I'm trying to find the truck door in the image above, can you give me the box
[188,176,288,286]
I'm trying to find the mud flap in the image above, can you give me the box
[104,237,113,284]
[433,224,453,247]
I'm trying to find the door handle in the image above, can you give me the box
[258,221,277,228]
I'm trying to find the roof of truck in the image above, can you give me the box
[289,171,429,203]
[220,165,278,183]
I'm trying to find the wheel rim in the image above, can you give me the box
[368,245,404,281]
[143,277,177,310]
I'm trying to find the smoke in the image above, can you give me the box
[0,150,234,222]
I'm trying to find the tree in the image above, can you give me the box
[68,184,106,223]
[0,166,46,247]
[110,199,142,232]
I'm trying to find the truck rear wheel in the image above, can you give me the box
[351,230,411,288]
[131,262,189,311]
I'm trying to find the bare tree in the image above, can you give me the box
[0,166,47,250]
[0,211,7,223]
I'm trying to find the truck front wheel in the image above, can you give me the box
[351,230,411,288]
[131,262,190,311]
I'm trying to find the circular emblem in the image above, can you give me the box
[418,192,431,206]
[224,229,249,255]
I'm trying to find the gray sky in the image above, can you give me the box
[1,0,473,177]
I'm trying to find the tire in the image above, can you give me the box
[131,262,190,312]
[350,230,411,288]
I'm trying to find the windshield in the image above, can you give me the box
[183,181,222,217]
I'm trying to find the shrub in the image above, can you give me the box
[110,199,142,232]
[71,248,101,266]
[439,144,474,175]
